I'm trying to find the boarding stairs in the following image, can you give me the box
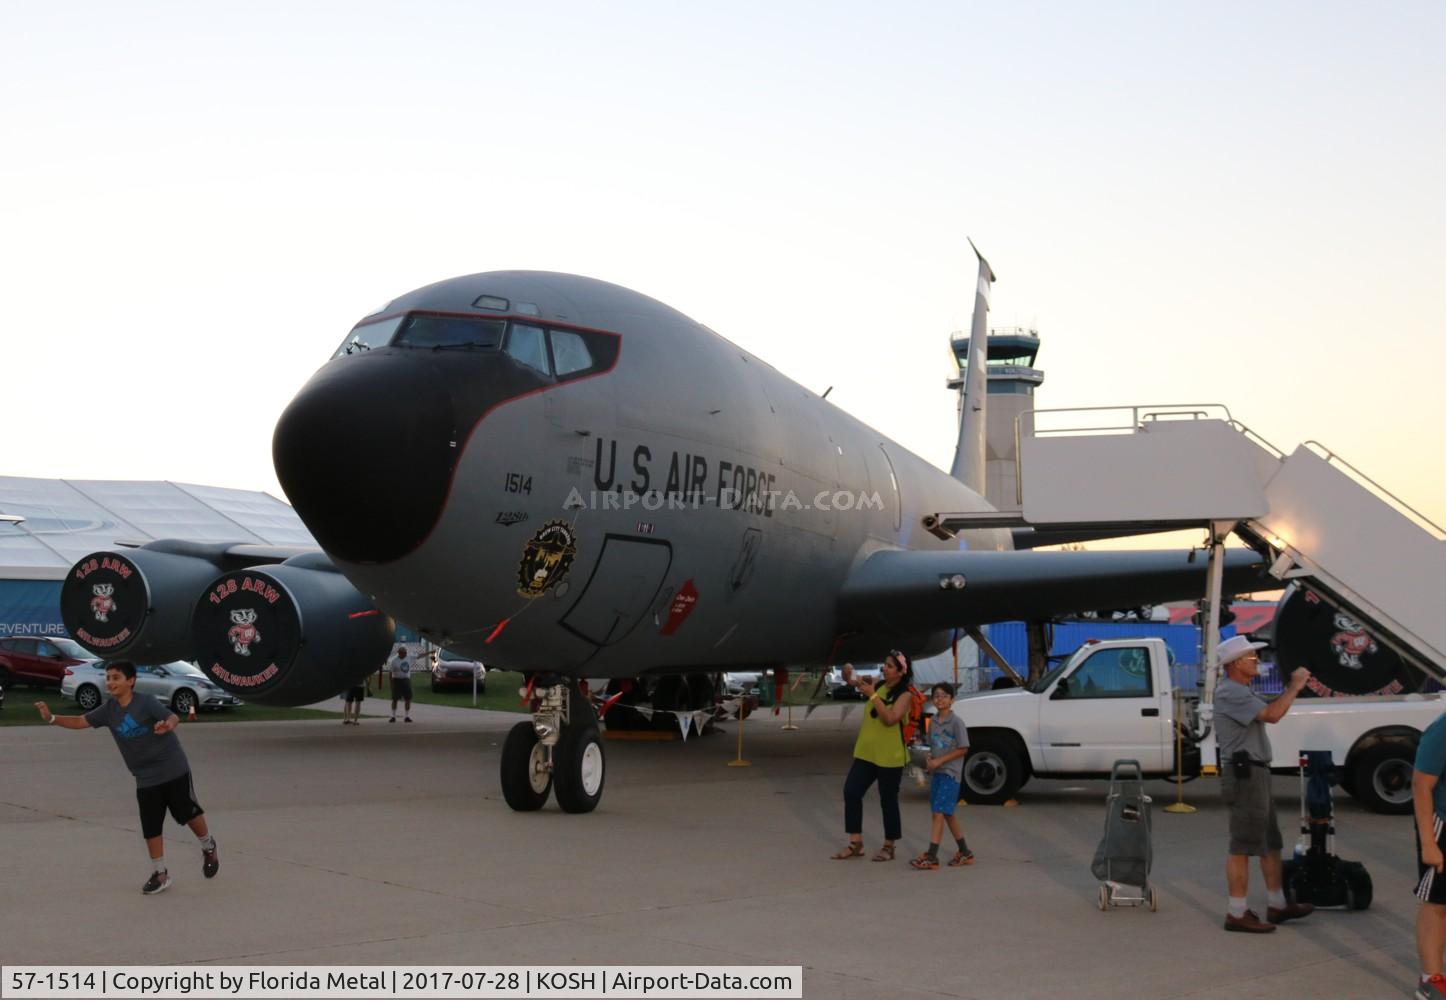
[924,405,1446,685]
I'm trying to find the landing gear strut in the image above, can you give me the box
[500,678,606,814]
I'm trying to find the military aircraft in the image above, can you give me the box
[58,249,1270,813]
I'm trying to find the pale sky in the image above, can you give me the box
[3,2,1442,532]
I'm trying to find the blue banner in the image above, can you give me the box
[0,579,66,638]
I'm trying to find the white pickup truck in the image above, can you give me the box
[954,637,1443,814]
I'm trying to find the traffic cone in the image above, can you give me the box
[187,704,196,722]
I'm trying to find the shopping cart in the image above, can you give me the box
[1091,759,1157,911]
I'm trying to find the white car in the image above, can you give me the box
[721,671,762,697]
[63,660,242,714]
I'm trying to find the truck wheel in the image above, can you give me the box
[1349,743,1414,815]
[960,738,1025,805]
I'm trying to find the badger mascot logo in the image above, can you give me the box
[90,583,116,623]
[517,520,578,598]
[227,607,261,656]
[1329,612,1377,670]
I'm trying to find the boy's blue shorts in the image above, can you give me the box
[930,773,961,816]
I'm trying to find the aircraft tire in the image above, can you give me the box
[1348,742,1415,815]
[553,727,605,814]
[500,721,552,811]
[959,736,1025,806]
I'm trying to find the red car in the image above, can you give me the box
[0,636,95,690]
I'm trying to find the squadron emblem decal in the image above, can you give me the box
[90,583,116,623]
[517,520,578,599]
[1328,612,1377,670]
[227,608,262,656]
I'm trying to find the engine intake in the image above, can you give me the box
[1274,585,1413,696]
[190,555,393,706]
[60,543,234,663]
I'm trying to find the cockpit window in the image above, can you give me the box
[550,330,594,376]
[505,323,551,375]
[394,314,505,351]
[333,316,403,358]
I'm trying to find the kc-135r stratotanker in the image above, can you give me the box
[60,250,1271,812]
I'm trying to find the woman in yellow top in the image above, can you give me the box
[831,650,915,862]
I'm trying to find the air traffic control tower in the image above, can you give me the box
[947,325,1044,511]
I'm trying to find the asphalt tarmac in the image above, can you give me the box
[0,701,1427,998]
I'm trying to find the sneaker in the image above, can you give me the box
[1418,973,1446,999]
[142,870,170,895]
[1267,901,1314,924]
[404,716,412,723]
[1223,909,1275,933]
[202,841,219,879]
[389,716,396,723]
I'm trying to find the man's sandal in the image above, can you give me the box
[909,854,939,870]
[871,843,895,862]
[948,851,975,867]
[831,842,865,860]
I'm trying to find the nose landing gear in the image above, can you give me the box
[500,678,606,813]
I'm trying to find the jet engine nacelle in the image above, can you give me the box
[60,543,235,664]
[190,554,394,706]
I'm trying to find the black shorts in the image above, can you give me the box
[345,686,366,703]
[390,677,413,699]
[1416,813,1446,904]
[136,772,203,839]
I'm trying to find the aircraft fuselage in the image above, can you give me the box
[273,271,1007,677]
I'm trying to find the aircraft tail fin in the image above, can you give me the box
[949,241,994,492]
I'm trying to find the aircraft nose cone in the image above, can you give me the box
[273,353,456,563]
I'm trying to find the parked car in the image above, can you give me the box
[430,650,486,693]
[63,660,242,714]
[0,636,95,690]
[722,671,762,697]
[825,662,883,700]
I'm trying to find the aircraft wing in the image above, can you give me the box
[838,548,1272,634]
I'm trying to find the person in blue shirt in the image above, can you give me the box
[36,661,219,895]
[1412,713,1446,999]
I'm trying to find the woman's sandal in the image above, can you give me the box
[831,842,865,860]
[948,850,976,867]
[871,843,895,862]
[909,854,939,870]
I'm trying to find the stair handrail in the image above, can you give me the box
[1019,403,1235,439]
[1302,441,1445,540]
[1225,420,1285,460]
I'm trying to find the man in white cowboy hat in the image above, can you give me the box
[1213,633,1314,933]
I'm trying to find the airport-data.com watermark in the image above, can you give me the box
[562,487,884,514]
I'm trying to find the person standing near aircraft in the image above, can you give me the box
[1410,713,1446,999]
[342,676,369,725]
[387,644,414,723]
[832,651,915,862]
[34,661,219,895]
[1213,634,1314,932]
[910,682,974,869]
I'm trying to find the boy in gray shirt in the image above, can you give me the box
[910,683,974,869]
[36,660,219,895]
